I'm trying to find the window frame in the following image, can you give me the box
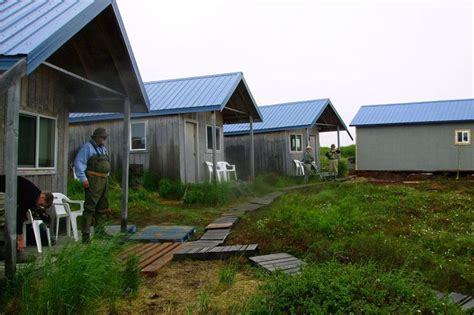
[454,129,471,145]
[130,120,147,152]
[18,111,58,171]
[206,125,222,153]
[289,133,303,153]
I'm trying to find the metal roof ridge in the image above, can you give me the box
[144,72,243,85]
[359,98,474,108]
[260,98,330,108]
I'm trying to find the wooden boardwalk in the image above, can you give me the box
[249,253,304,274]
[434,291,474,311]
[205,216,239,230]
[120,242,184,276]
[174,244,258,260]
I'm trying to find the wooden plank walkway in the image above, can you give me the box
[249,253,304,274]
[174,244,258,260]
[130,225,195,243]
[121,242,184,276]
[199,228,231,242]
[205,216,239,230]
[434,291,474,310]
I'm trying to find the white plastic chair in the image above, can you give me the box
[205,161,224,182]
[293,160,305,176]
[217,161,237,181]
[52,194,71,240]
[23,209,51,253]
[52,193,84,241]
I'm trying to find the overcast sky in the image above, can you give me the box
[116,0,473,146]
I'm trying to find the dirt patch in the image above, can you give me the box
[112,260,261,314]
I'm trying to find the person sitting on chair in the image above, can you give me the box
[0,175,53,252]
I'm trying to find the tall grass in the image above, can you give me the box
[0,240,140,314]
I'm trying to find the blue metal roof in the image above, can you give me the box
[0,0,110,73]
[0,0,150,112]
[70,72,262,122]
[351,98,474,127]
[224,98,348,135]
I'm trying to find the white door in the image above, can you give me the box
[185,122,198,183]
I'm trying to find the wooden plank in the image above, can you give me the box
[460,298,474,310]
[140,243,180,269]
[121,243,156,259]
[205,222,235,230]
[212,216,239,224]
[249,253,293,263]
[259,257,301,267]
[121,98,130,232]
[183,240,222,248]
[447,292,471,305]
[0,58,26,96]
[119,243,144,258]
[138,243,173,265]
[141,244,184,276]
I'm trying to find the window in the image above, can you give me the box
[18,113,56,168]
[206,125,221,151]
[131,122,146,150]
[455,129,471,145]
[289,134,303,152]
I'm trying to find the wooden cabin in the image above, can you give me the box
[1,0,149,272]
[224,99,351,178]
[69,72,263,183]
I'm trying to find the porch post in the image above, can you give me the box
[337,126,341,160]
[121,98,131,233]
[212,111,217,183]
[4,79,20,277]
[249,115,255,180]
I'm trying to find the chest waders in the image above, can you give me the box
[328,150,339,176]
[82,141,111,242]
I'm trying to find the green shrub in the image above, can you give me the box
[246,262,462,314]
[143,171,160,191]
[0,240,141,315]
[159,178,186,200]
[184,182,234,206]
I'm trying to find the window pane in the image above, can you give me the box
[18,115,36,167]
[457,132,463,143]
[131,123,146,150]
[216,127,221,150]
[39,117,55,167]
[296,135,301,151]
[463,132,469,142]
[207,126,212,150]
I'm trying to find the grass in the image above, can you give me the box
[0,239,139,314]
[245,262,462,314]
[229,180,474,296]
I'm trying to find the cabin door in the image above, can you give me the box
[185,122,198,183]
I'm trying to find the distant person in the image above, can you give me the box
[0,175,53,252]
[302,146,315,183]
[325,144,341,177]
[74,128,111,243]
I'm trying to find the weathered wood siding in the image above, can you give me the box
[225,127,320,178]
[69,111,226,183]
[0,66,68,193]
[356,123,474,171]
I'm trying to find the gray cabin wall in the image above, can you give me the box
[356,123,474,171]
[69,115,182,180]
[225,126,320,178]
[0,66,68,193]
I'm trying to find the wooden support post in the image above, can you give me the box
[250,115,255,180]
[121,98,131,233]
[305,128,310,148]
[4,79,20,277]
[337,126,341,160]
[212,111,217,183]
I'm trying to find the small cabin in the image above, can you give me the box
[351,98,474,172]
[224,99,351,178]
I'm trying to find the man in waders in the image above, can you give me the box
[325,144,341,178]
[74,128,111,243]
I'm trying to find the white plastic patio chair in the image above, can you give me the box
[52,193,84,241]
[217,161,237,181]
[23,209,51,253]
[205,161,224,182]
[293,160,305,176]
